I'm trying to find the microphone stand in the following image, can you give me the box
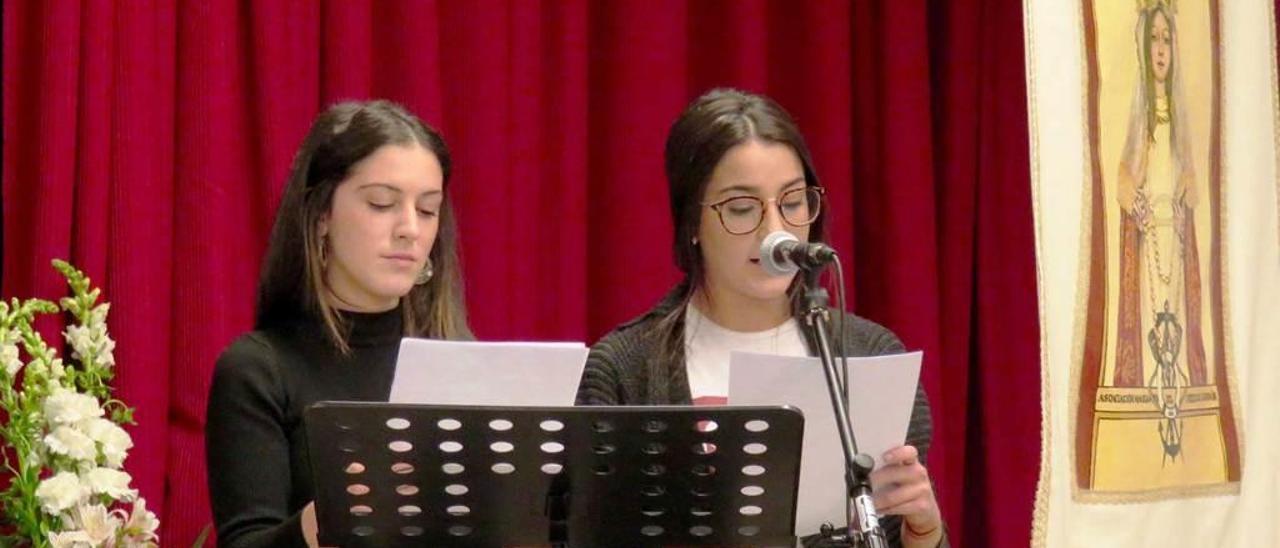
[802,266,888,548]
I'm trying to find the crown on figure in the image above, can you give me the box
[1138,0,1176,14]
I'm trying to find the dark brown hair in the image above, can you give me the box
[645,88,826,398]
[256,100,470,352]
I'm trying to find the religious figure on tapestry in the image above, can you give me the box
[1075,0,1241,498]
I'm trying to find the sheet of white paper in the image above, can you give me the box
[389,338,589,406]
[728,351,922,535]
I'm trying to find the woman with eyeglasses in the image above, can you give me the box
[576,89,946,547]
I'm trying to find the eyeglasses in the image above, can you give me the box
[700,186,825,235]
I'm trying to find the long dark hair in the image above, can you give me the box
[256,100,470,352]
[646,88,826,399]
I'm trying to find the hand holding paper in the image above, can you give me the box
[728,350,923,534]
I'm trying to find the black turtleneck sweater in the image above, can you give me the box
[205,308,404,548]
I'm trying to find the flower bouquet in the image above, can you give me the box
[1,260,158,547]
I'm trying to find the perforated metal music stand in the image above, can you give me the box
[305,402,805,547]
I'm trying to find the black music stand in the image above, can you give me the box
[304,402,805,547]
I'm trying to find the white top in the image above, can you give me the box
[683,303,808,405]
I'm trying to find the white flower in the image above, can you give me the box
[65,324,93,360]
[81,467,137,501]
[98,333,116,368]
[35,471,89,515]
[1,343,21,377]
[64,503,121,547]
[79,417,133,468]
[45,387,104,426]
[45,426,98,462]
[49,357,66,379]
[119,498,160,546]
[47,529,95,548]
[64,305,116,369]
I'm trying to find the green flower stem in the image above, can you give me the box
[0,261,142,545]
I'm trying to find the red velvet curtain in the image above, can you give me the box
[2,1,1039,546]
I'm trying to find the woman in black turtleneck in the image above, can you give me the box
[205,100,470,548]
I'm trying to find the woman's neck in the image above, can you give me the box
[325,287,398,314]
[1154,89,1171,124]
[691,286,792,332]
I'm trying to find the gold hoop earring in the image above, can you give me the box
[415,257,434,285]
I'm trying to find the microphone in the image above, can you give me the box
[759,231,837,276]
